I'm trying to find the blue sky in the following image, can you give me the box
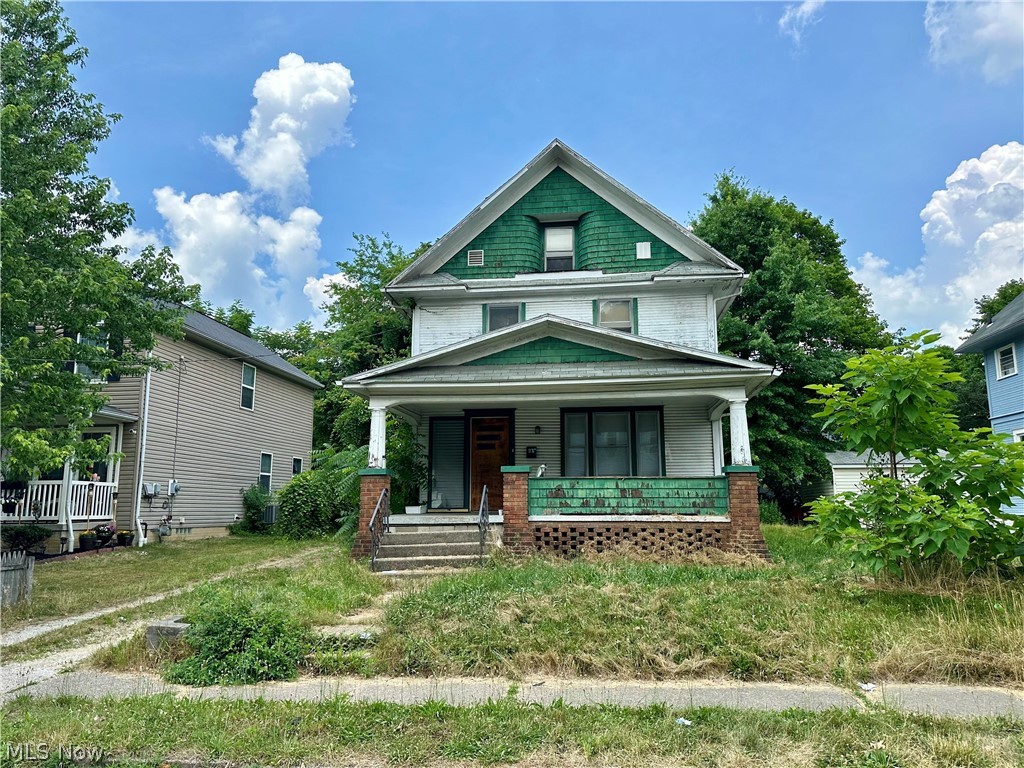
[65,1,1024,340]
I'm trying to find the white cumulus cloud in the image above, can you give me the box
[303,271,353,326]
[925,1,1024,82]
[152,188,328,329]
[207,53,355,206]
[779,1,825,45]
[853,141,1024,346]
[112,53,356,329]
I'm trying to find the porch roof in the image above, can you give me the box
[343,315,776,400]
[95,404,138,423]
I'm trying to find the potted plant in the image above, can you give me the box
[116,529,134,547]
[93,522,116,546]
[78,529,98,551]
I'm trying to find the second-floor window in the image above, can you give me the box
[996,344,1017,379]
[241,363,256,409]
[596,299,634,334]
[485,303,521,332]
[544,226,574,272]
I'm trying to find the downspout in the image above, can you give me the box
[133,354,153,546]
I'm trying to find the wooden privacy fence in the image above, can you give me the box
[1,550,35,607]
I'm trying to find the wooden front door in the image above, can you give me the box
[470,416,510,512]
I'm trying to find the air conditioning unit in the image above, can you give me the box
[142,482,162,499]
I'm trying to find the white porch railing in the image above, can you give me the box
[1,480,117,523]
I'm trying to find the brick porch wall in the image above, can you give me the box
[724,465,768,557]
[500,466,532,553]
[354,469,391,558]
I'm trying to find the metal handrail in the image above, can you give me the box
[476,485,489,564]
[368,487,391,568]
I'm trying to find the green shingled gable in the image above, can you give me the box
[439,168,687,279]
[466,337,637,366]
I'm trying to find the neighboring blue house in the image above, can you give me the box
[956,291,1024,514]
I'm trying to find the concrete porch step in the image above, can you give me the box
[372,553,484,572]
[381,530,479,546]
[377,541,481,558]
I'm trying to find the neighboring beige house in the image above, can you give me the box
[2,310,320,551]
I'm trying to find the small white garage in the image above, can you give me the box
[803,451,919,502]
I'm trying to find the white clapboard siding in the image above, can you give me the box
[414,304,483,355]
[664,401,716,476]
[136,335,315,531]
[523,299,593,324]
[637,294,715,351]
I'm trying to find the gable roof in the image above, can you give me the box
[826,450,917,467]
[956,292,1024,355]
[182,310,321,389]
[389,139,744,288]
[344,314,774,389]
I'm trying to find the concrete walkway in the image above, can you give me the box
[3,670,1021,719]
[1,546,330,648]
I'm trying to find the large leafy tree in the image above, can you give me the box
[691,173,890,512]
[1,0,197,478]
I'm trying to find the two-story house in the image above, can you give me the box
[2,309,321,552]
[343,140,777,558]
[956,291,1024,515]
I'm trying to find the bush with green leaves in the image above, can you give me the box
[758,500,785,525]
[808,331,1024,576]
[164,585,312,686]
[0,524,51,552]
[275,469,349,539]
[229,484,273,535]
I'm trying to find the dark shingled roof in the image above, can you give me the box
[956,292,1024,354]
[183,310,321,389]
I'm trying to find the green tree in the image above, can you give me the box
[1,0,198,478]
[691,173,889,511]
[808,331,961,478]
[193,298,257,337]
[807,333,1024,576]
[967,279,1024,333]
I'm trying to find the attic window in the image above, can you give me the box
[636,242,651,260]
[467,250,485,267]
[544,226,574,272]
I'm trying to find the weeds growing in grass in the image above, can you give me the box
[165,584,313,685]
[372,526,1024,686]
[2,695,1021,768]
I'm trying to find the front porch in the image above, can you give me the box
[343,316,775,560]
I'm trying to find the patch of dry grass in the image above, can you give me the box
[374,526,1024,686]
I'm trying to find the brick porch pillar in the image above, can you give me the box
[725,465,768,558]
[354,468,391,558]
[501,466,533,554]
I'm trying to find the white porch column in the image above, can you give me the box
[368,406,387,468]
[712,416,725,474]
[59,457,75,552]
[728,398,752,466]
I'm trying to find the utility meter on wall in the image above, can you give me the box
[167,479,181,496]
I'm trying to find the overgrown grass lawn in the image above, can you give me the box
[2,536,314,625]
[375,526,1024,686]
[2,695,1021,767]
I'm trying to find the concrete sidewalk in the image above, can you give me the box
[4,670,1021,720]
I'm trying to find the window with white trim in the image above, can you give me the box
[74,330,108,383]
[241,363,256,409]
[596,299,634,333]
[259,453,273,492]
[996,344,1017,379]
[292,457,303,475]
[486,303,521,332]
[544,226,574,272]
[1012,429,1024,443]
